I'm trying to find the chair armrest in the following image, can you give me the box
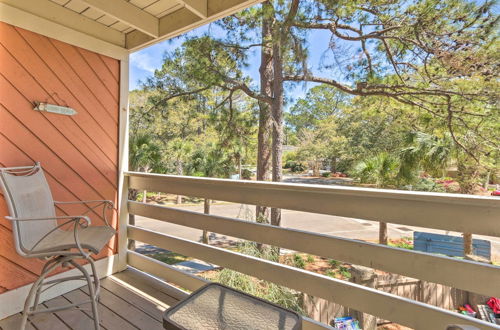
[54,200,115,226]
[6,215,91,225]
[54,200,114,206]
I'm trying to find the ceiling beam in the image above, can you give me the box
[207,0,262,17]
[79,0,159,37]
[180,0,207,19]
[0,0,125,47]
[127,0,262,51]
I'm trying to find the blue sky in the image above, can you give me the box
[129,21,343,103]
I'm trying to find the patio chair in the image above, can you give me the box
[0,163,116,330]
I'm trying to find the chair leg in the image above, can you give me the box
[20,257,69,330]
[69,259,100,330]
[32,257,59,313]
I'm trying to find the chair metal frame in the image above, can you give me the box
[0,163,116,330]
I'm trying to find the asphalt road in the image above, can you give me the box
[135,202,500,262]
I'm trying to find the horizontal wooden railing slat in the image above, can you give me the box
[128,252,330,330]
[128,225,499,330]
[127,250,208,292]
[128,201,500,298]
[127,172,500,237]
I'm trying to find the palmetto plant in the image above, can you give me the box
[354,153,399,188]
[398,132,453,184]
[129,133,163,174]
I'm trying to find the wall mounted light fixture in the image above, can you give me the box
[33,102,77,116]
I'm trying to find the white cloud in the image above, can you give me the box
[130,52,157,73]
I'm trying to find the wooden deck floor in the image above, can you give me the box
[0,268,182,330]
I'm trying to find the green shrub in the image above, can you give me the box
[339,266,351,279]
[306,255,315,263]
[406,177,446,192]
[293,254,306,269]
[241,169,253,180]
[328,259,339,267]
[326,270,336,278]
[321,172,331,177]
[389,237,413,250]
[214,242,304,314]
[284,160,296,169]
[290,162,305,173]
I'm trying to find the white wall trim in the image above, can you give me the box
[0,255,120,320]
[117,57,130,271]
[0,2,129,60]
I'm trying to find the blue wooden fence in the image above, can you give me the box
[413,232,491,259]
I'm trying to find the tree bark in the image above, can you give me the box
[463,233,473,255]
[256,2,273,225]
[331,157,337,173]
[237,154,242,179]
[270,26,285,228]
[142,190,147,203]
[128,188,139,250]
[176,160,183,204]
[203,199,210,244]
[457,157,480,255]
[379,222,388,245]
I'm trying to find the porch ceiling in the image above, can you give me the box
[0,0,262,54]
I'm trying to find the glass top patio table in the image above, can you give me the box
[163,283,302,330]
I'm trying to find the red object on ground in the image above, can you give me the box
[487,297,500,314]
[491,190,500,196]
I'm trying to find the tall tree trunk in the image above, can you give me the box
[270,30,285,228]
[457,157,480,255]
[331,157,337,173]
[142,190,147,203]
[237,154,242,179]
[256,2,273,225]
[128,189,139,250]
[379,222,388,245]
[176,160,183,204]
[203,199,210,244]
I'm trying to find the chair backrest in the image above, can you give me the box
[0,163,57,255]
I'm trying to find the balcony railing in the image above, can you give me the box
[124,171,500,329]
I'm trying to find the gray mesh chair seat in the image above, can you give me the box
[0,163,116,330]
[34,226,115,254]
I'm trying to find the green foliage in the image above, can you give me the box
[321,172,331,178]
[290,162,306,173]
[409,178,446,193]
[306,255,315,263]
[129,133,163,172]
[338,266,351,279]
[129,0,499,196]
[283,152,305,172]
[388,237,414,250]
[398,132,453,184]
[325,270,336,278]
[215,242,303,314]
[353,153,399,188]
[241,168,253,180]
[292,254,306,269]
[328,259,339,268]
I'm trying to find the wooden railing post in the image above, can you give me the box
[350,265,378,330]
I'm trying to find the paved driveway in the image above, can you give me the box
[135,202,500,261]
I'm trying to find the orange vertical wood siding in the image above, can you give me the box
[0,22,120,292]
